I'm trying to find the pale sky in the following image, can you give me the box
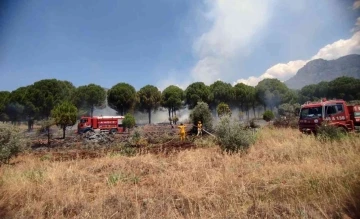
[0,0,359,91]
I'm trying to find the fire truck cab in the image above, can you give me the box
[77,116,125,134]
[298,98,360,134]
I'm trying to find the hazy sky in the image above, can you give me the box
[1,0,360,91]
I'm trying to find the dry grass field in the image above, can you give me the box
[0,127,359,218]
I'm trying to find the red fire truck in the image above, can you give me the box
[298,98,360,134]
[77,116,125,134]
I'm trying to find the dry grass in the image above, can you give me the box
[0,127,360,219]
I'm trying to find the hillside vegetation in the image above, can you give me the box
[0,127,359,218]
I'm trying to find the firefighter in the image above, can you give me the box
[178,123,186,141]
[197,121,203,136]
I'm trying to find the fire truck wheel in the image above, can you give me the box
[110,129,117,134]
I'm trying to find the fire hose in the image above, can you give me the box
[192,124,217,138]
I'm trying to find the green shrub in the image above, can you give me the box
[215,115,256,154]
[123,113,136,130]
[263,110,275,122]
[190,102,213,132]
[316,122,348,142]
[0,126,28,164]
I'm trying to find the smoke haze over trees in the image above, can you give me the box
[1,75,360,125]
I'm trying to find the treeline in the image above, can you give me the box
[0,76,360,126]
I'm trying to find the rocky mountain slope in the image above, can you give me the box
[285,54,360,89]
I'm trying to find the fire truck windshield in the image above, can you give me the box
[300,106,322,119]
[80,119,87,123]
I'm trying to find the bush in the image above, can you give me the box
[0,126,28,164]
[263,110,275,122]
[123,113,136,130]
[190,102,213,131]
[273,117,299,129]
[316,122,348,142]
[215,115,256,154]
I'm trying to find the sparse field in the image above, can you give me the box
[0,127,360,218]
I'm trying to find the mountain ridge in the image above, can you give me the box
[285,54,360,89]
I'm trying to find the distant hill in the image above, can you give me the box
[285,54,360,89]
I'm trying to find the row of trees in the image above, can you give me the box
[1,76,360,126]
[298,76,360,103]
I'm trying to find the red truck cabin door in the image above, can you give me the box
[324,103,347,123]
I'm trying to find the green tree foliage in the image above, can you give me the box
[234,83,250,111]
[0,125,28,164]
[51,101,78,139]
[137,85,162,124]
[215,115,256,154]
[5,102,24,124]
[0,91,10,113]
[298,76,360,103]
[283,89,299,104]
[122,113,136,131]
[190,102,213,131]
[233,83,258,119]
[263,110,275,122]
[161,85,184,120]
[0,91,10,122]
[315,82,329,99]
[26,79,76,119]
[185,82,211,109]
[73,83,106,117]
[299,84,317,103]
[209,81,234,109]
[327,76,360,100]
[255,78,292,110]
[107,83,137,116]
[216,102,232,117]
[6,86,35,125]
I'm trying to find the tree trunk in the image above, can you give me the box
[27,119,31,132]
[63,126,66,139]
[90,105,94,117]
[47,127,51,146]
[148,108,151,124]
[168,108,171,124]
[253,106,256,119]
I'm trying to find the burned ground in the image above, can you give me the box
[27,123,200,161]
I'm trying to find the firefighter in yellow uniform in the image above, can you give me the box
[178,123,186,141]
[197,121,202,136]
